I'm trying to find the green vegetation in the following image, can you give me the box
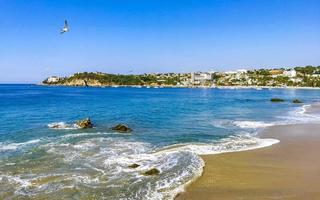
[44,72,183,86]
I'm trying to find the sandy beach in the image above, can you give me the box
[176,124,320,200]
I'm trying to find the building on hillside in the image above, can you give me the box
[191,72,212,85]
[46,76,60,83]
[224,71,237,75]
[235,69,247,79]
[237,69,247,73]
[283,69,297,77]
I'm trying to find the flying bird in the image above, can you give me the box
[60,20,69,34]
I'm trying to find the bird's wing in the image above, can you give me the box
[64,20,68,28]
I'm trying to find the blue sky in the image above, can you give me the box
[0,0,319,83]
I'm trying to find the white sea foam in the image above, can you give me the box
[0,132,280,200]
[47,122,79,130]
[212,119,274,129]
[159,134,279,156]
[34,137,204,200]
[0,175,32,188]
[62,134,277,198]
[0,139,41,152]
[278,104,320,124]
[212,104,320,131]
[233,121,274,129]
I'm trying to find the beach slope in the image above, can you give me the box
[176,124,320,200]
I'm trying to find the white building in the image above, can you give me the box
[46,76,60,83]
[283,69,297,77]
[237,69,247,73]
[224,71,237,75]
[191,72,212,84]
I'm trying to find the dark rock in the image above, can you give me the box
[143,168,160,176]
[128,164,140,168]
[293,99,302,103]
[270,98,284,102]
[76,118,93,129]
[111,124,132,133]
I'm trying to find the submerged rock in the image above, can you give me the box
[111,124,132,133]
[75,118,93,129]
[293,99,302,103]
[143,168,160,176]
[128,163,140,169]
[270,98,284,102]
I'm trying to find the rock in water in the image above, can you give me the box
[128,164,140,168]
[76,118,93,129]
[143,168,160,176]
[270,98,284,102]
[111,124,132,133]
[293,99,302,103]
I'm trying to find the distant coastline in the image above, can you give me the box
[39,83,320,90]
[42,65,320,88]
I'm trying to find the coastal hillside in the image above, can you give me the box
[43,72,184,87]
[43,65,320,87]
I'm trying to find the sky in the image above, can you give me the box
[0,0,320,83]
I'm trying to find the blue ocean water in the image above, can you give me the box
[0,84,319,199]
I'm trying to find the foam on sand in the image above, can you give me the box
[0,131,280,200]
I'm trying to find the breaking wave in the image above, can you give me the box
[212,104,320,131]
[0,139,41,152]
[0,131,279,200]
[47,122,79,130]
[212,119,274,129]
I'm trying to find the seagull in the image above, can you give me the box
[60,20,69,34]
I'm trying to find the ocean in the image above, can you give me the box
[0,84,320,199]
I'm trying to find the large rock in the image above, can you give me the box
[270,98,284,102]
[76,118,93,129]
[143,168,160,176]
[293,99,302,103]
[111,124,132,133]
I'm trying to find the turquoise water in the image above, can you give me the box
[0,85,320,199]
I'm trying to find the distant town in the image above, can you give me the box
[43,65,320,88]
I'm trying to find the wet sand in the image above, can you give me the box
[176,124,320,200]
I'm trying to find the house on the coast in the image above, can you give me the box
[191,72,212,85]
[46,76,60,83]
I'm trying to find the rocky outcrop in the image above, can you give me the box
[270,98,284,102]
[111,124,132,133]
[75,118,93,129]
[293,99,302,103]
[143,168,160,176]
[62,79,104,87]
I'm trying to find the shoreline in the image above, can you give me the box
[38,83,320,90]
[176,123,320,200]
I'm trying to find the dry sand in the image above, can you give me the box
[176,124,320,200]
